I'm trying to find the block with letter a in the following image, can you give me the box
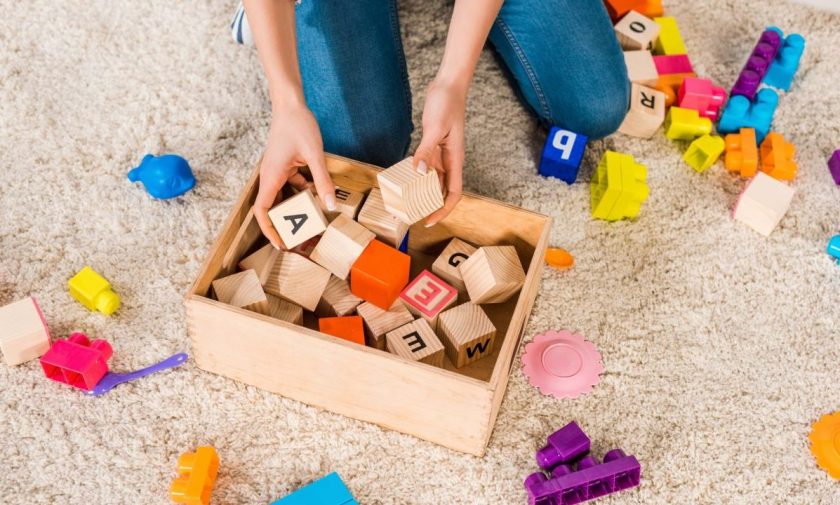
[399,270,457,331]
[267,189,328,249]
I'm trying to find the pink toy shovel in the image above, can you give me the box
[86,353,188,396]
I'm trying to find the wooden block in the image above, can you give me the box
[623,50,659,87]
[615,11,660,50]
[316,275,363,317]
[319,185,365,221]
[385,319,444,368]
[264,294,303,324]
[356,300,414,350]
[357,187,409,247]
[0,297,51,365]
[376,157,444,225]
[310,214,375,279]
[653,16,687,55]
[459,246,526,304]
[732,172,795,236]
[267,189,328,249]
[265,251,331,311]
[318,316,366,345]
[430,238,477,296]
[237,243,279,285]
[290,235,320,258]
[399,270,457,330]
[438,303,496,368]
[212,269,269,313]
[618,83,666,138]
[350,239,411,310]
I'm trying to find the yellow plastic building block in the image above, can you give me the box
[683,135,725,173]
[664,107,713,141]
[67,266,120,315]
[653,17,687,55]
[809,412,840,480]
[590,151,649,221]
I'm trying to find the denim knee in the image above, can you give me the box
[321,114,413,168]
[541,75,630,139]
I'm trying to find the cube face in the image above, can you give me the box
[310,214,375,279]
[357,187,409,247]
[683,135,725,173]
[460,246,526,304]
[318,316,365,346]
[724,128,759,178]
[438,303,497,368]
[538,127,588,184]
[399,270,457,329]
[212,269,268,313]
[39,333,112,390]
[265,251,331,311]
[764,32,805,91]
[238,244,279,285]
[316,276,362,317]
[653,54,693,75]
[0,297,51,365]
[590,151,649,221]
[385,319,445,368]
[350,240,411,310]
[356,300,415,350]
[623,50,658,87]
[759,133,797,181]
[677,77,727,121]
[68,266,120,315]
[265,295,303,325]
[730,29,782,100]
[618,83,666,138]
[718,89,778,142]
[733,172,795,236]
[320,185,365,221]
[267,189,328,249]
[614,11,659,50]
[431,238,477,295]
[377,158,444,225]
[653,17,687,55]
[270,472,356,505]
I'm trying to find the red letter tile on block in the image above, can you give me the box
[399,270,457,330]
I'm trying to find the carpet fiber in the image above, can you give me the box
[2,1,840,503]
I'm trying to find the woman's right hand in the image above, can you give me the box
[253,102,336,250]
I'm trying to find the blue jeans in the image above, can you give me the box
[295,0,628,167]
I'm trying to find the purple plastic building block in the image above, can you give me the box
[717,88,779,142]
[536,422,591,470]
[763,27,805,91]
[525,449,641,505]
[830,151,840,185]
[730,29,782,100]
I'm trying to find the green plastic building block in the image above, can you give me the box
[664,106,712,140]
[590,151,650,221]
[683,134,725,173]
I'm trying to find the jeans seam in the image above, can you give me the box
[388,0,414,155]
[494,18,553,122]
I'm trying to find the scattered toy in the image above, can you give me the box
[827,150,840,185]
[590,151,649,221]
[536,421,591,470]
[683,134,725,173]
[652,16,686,55]
[539,127,588,184]
[40,332,112,391]
[664,106,712,140]
[545,248,575,269]
[828,236,840,263]
[677,77,727,121]
[732,172,795,236]
[619,83,666,138]
[171,446,220,505]
[730,29,782,100]
[377,157,444,225]
[68,266,121,315]
[87,352,188,396]
[763,27,805,91]
[717,88,778,142]
[522,330,604,399]
[271,472,357,505]
[724,128,759,178]
[0,296,51,366]
[128,154,196,199]
[759,132,797,181]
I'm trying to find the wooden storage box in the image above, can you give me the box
[186,155,551,456]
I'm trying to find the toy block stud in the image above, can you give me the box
[538,127,588,184]
[653,54,693,75]
[760,133,797,181]
[733,172,795,236]
[357,187,409,247]
[350,239,411,310]
[316,276,363,317]
[618,83,666,138]
[614,11,660,50]
[653,17,686,55]
[40,332,112,391]
[603,0,645,20]
[319,185,365,221]
[212,269,269,314]
[377,157,444,225]
[267,189,329,249]
[238,243,279,285]
[724,128,759,178]
[731,29,782,100]
[829,150,840,185]
[318,316,366,345]
[265,251,331,311]
[654,71,696,108]
[828,236,840,263]
[68,266,120,315]
[438,303,497,368]
[590,151,649,221]
[763,28,805,91]
[170,446,220,505]
[525,449,641,504]
[636,0,663,17]
[399,270,457,330]
[683,135,725,173]
[0,297,51,365]
[270,472,358,505]
[431,238,477,297]
[385,319,445,368]
[536,421,591,470]
[265,294,303,325]
[623,50,659,87]
[677,77,727,121]
[310,214,376,279]
[356,300,414,350]
[460,246,526,304]
[718,89,779,143]
[663,107,712,141]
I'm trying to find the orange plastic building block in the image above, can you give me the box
[636,0,664,17]
[810,411,840,480]
[655,72,696,108]
[545,248,574,269]
[171,446,220,505]
[318,316,365,345]
[760,132,797,181]
[603,0,644,20]
[724,128,758,178]
[350,240,411,310]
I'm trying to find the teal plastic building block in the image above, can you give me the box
[764,27,805,91]
[271,473,358,505]
[717,88,779,143]
[684,135,725,173]
[590,151,649,221]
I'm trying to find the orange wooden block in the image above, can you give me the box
[170,446,219,505]
[636,0,664,17]
[604,0,645,20]
[760,132,797,181]
[655,72,696,108]
[318,316,365,345]
[350,240,410,310]
[724,128,758,178]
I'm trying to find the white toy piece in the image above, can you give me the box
[732,172,795,236]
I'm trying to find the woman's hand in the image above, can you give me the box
[253,102,336,249]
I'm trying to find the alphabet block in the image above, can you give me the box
[431,238,477,296]
[623,50,658,87]
[170,446,219,505]
[590,151,649,222]
[603,0,645,20]
[357,187,409,247]
[438,303,496,368]
[760,132,797,181]
[538,127,588,183]
[618,83,666,138]
[386,319,445,368]
[829,150,840,185]
[653,54,693,75]
[377,157,444,225]
[265,294,304,325]
[238,243,279,285]
[212,269,269,313]
[356,300,414,350]
[318,316,365,346]
[731,29,782,100]
[724,128,759,178]
[614,11,660,50]
[316,276,363,317]
[310,214,375,279]
[267,189,329,249]
[764,30,805,91]
[319,185,365,221]
[733,172,795,236]
[350,239,411,310]
[677,77,727,121]
[40,332,112,391]
[653,17,687,55]
[683,135,725,173]
[717,88,778,142]
[663,107,712,141]
[636,0,663,17]
[0,297,51,365]
[460,246,526,304]
[265,251,331,311]
[399,270,457,330]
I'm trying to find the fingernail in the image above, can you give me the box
[424,220,437,228]
[417,160,428,175]
[325,194,337,211]
[270,241,281,250]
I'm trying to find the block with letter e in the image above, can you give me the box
[399,270,457,330]
[538,127,588,184]
[438,302,497,368]
[386,319,444,368]
[267,189,328,249]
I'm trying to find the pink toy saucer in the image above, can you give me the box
[522,330,604,399]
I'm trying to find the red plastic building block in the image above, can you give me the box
[350,240,411,310]
[40,332,112,391]
[677,77,727,121]
[318,316,366,345]
[760,132,797,181]
[171,446,220,505]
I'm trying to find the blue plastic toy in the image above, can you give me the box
[764,27,805,91]
[717,88,779,142]
[398,231,409,253]
[828,236,840,263]
[538,127,588,184]
[128,154,196,199]
[271,473,357,505]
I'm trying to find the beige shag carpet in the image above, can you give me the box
[2,0,840,503]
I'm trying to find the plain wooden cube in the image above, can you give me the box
[438,303,496,368]
[430,238,477,297]
[265,251,331,311]
[319,185,365,221]
[356,299,414,350]
[267,189,329,249]
[733,172,795,236]
[399,270,458,331]
[357,187,409,247]
[310,214,375,279]
[0,297,51,365]
[459,246,526,304]
[316,275,363,317]
[238,243,279,285]
[265,294,304,324]
[615,11,660,50]
[377,157,445,225]
[212,269,269,313]
[623,50,659,87]
[290,235,320,258]
[386,319,444,368]
[619,83,667,138]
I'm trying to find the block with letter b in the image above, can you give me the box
[386,319,444,368]
[399,270,457,330]
[438,303,496,368]
[538,127,588,184]
[267,189,328,249]
[431,238,477,297]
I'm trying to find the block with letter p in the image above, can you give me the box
[538,127,588,184]
[399,270,457,330]
[267,189,328,249]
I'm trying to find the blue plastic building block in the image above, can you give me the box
[539,127,588,184]
[398,231,409,253]
[717,88,779,143]
[829,236,840,263]
[271,473,358,505]
[128,154,196,199]
[763,27,805,91]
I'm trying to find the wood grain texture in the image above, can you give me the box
[624,50,659,87]
[385,319,444,368]
[459,246,526,304]
[237,243,279,285]
[356,299,415,350]
[310,214,375,279]
[377,157,444,225]
[357,187,409,247]
[0,297,51,365]
[222,207,262,273]
[264,251,331,311]
[211,269,269,313]
[267,189,328,249]
[430,238,477,296]
[619,83,666,138]
[316,275,363,317]
[319,185,365,221]
[265,294,303,325]
[438,302,497,368]
[615,10,660,50]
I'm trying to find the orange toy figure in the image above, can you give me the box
[350,240,410,310]
[545,248,575,270]
[724,128,759,178]
[760,132,797,181]
[318,316,366,345]
[171,446,220,505]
